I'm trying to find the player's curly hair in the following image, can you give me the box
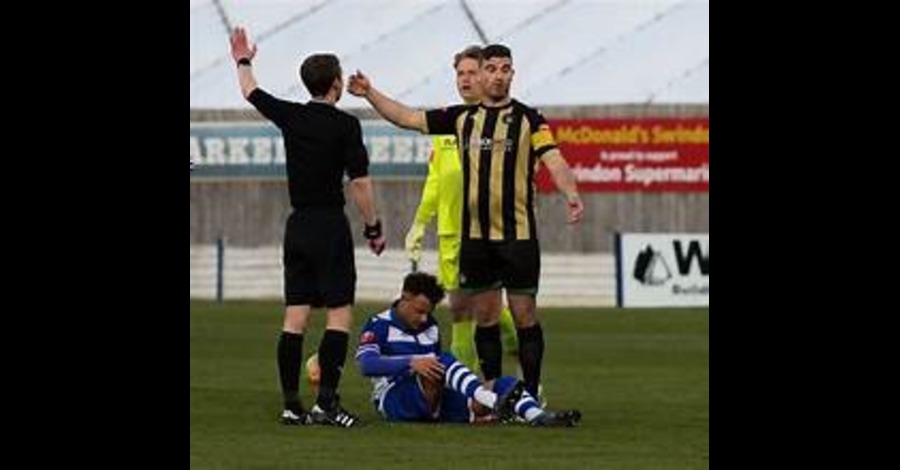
[402,272,446,308]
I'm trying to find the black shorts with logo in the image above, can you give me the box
[459,239,540,294]
[282,206,356,308]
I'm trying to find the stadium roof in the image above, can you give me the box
[190,0,709,109]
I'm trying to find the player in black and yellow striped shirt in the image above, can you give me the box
[424,93,557,242]
[348,44,583,401]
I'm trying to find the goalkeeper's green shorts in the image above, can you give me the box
[437,234,461,291]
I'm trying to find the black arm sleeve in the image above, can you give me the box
[424,105,467,135]
[345,118,370,180]
[247,88,295,129]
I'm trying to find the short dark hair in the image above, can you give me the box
[482,44,512,62]
[402,272,445,308]
[454,45,482,68]
[299,54,341,97]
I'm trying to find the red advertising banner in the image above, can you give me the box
[537,118,709,192]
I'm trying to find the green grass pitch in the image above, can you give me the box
[191,300,708,469]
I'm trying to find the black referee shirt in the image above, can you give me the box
[248,88,369,208]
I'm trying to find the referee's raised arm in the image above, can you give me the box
[228,27,381,428]
[229,27,257,98]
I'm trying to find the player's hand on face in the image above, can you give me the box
[410,356,445,382]
[229,27,257,62]
[347,70,371,97]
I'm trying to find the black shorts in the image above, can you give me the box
[459,239,540,294]
[283,207,356,308]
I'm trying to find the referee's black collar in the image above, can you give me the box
[307,98,335,107]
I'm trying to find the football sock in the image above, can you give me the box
[439,352,495,408]
[517,323,544,398]
[499,306,519,355]
[316,329,349,410]
[475,324,502,381]
[451,320,479,373]
[277,331,304,409]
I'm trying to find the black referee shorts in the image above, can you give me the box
[459,239,540,295]
[282,207,356,308]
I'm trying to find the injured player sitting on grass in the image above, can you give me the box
[325,272,581,426]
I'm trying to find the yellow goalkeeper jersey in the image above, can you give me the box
[413,135,463,236]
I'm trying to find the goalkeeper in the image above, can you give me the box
[405,45,518,376]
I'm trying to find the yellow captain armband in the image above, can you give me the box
[531,124,556,150]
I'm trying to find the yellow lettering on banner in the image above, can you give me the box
[651,125,709,144]
[555,125,651,145]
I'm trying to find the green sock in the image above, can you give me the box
[499,307,519,355]
[451,320,479,373]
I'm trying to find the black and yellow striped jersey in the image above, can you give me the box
[425,100,558,241]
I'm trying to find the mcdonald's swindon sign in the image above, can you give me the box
[538,118,709,192]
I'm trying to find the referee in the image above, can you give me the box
[230,27,385,428]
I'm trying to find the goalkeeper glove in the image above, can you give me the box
[405,221,426,263]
